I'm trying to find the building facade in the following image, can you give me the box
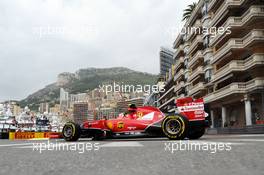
[39,103,49,114]
[116,97,145,113]
[160,47,174,79]
[73,103,88,124]
[159,0,264,128]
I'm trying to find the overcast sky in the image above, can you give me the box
[0,0,195,101]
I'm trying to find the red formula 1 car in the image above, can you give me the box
[62,97,209,141]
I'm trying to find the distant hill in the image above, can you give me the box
[19,67,157,110]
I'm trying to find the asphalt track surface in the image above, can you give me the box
[0,134,264,175]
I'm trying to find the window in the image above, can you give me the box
[203,35,210,48]
[184,72,189,82]
[205,69,212,83]
[204,59,210,66]
[184,58,189,69]
[201,1,209,16]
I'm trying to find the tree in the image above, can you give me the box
[182,2,197,21]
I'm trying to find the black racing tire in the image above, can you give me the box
[62,122,81,141]
[187,127,205,140]
[162,114,189,140]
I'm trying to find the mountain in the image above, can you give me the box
[19,67,157,110]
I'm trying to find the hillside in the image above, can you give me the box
[19,67,157,110]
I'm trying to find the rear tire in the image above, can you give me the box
[187,127,205,140]
[62,122,81,141]
[162,114,188,140]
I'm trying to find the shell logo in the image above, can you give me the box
[106,121,113,130]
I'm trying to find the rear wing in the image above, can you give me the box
[175,97,205,121]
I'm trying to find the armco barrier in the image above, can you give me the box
[206,125,264,134]
[9,132,62,140]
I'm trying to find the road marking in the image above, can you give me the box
[225,134,264,137]
[11,141,144,149]
[0,143,33,147]
[100,141,143,147]
[163,140,246,145]
[28,138,49,141]
[223,139,264,142]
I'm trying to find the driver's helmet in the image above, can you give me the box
[128,104,137,113]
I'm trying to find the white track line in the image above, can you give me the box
[222,139,264,142]
[100,141,143,147]
[0,143,33,147]
[14,141,144,149]
[164,140,246,145]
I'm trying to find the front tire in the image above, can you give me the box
[62,122,81,141]
[162,114,188,140]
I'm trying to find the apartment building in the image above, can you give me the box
[73,103,88,124]
[158,0,264,128]
[116,97,145,113]
[159,47,174,80]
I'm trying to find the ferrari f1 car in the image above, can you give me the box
[62,97,209,141]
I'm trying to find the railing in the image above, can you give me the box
[186,19,202,42]
[173,35,183,49]
[158,97,176,109]
[209,0,244,28]
[205,77,264,103]
[174,69,184,81]
[188,35,203,55]
[201,14,211,26]
[175,81,185,93]
[189,82,205,95]
[189,66,204,82]
[212,29,264,64]
[158,85,175,101]
[189,50,203,68]
[208,0,219,12]
[175,57,184,70]
[173,44,184,59]
[212,54,264,82]
[210,6,264,46]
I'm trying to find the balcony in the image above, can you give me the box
[188,66,204,82]
[184,0,204,28]
[178,94,186,98]
[183,42,190,50]
[158,85,175,101]
[189,82,205,96]
[174,69,184,81]
[173,35,183,49]
[175,57,184,70]
[211,54,264,82]
[174,81,185,93]
[189,50,203,68]
[208,0,220,12]
[158,96,176,109]
[210,5,264,46]
[173,44,184,59]
[186,19,202,42]
[188,35,203,55]
[204,77,264,103]
[212,29,264,64]
[209,0,246,28]
[201,14,211,28]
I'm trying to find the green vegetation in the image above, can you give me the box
[19,67,157,110]
[182,2,197,21]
